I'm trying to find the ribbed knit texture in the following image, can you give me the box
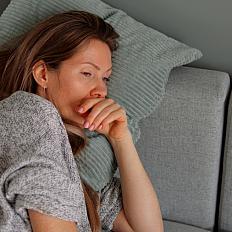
[0,0,202,191]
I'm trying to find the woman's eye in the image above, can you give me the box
[81,72,92,77]
[103,77,110,83]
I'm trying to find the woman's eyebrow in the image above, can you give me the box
[81,62,112,72]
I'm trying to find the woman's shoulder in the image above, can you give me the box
[0,90,58,116]
[0,91,64,137]
[0,91,81,179]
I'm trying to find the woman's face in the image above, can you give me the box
[39,39,112,128]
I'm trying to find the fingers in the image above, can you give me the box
[76,97,126,131]
[87,103,121,130]
[76,98,105,113]
[86,99,117,122]
[100,108,127,128]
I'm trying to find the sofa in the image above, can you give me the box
[1,1,232,232]
[135,66,231,232]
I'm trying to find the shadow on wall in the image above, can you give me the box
[0,0,11,16]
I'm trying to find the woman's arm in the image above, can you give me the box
[75,98,163,231]
[28,209,79,232]
[108,130,164,232]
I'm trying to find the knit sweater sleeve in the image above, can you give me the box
[0,91,89,231]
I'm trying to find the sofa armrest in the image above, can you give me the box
[136,66,230,230]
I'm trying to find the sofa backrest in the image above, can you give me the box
[135,66,230,230]
[219,91,232,232]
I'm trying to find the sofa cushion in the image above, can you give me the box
[164,220,209,232]
[0,0,202,191]
[218,88,232,232]
[135,66,230,229]
[103,219,210,232]
[102,220,209,232]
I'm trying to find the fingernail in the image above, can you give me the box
[89,124,95,131]
[84,121,89,128]
[78,107,84,113]
[99,125,103,129]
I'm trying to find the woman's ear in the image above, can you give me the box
[32,60,48,88]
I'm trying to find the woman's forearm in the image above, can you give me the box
[108,130,164,232]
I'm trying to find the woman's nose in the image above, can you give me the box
[90,81,107,98]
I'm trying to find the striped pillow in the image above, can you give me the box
[0,0,202,191]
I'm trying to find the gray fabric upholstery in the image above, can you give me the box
[164,220,209,232]
[135,66,230,230]
[103,220,209,232]
[219,89,232,232]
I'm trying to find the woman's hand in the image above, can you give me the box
[75,97,129,141]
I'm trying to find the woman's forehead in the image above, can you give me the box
[62,40,112,70]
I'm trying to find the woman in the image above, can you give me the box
[0,11,163,232]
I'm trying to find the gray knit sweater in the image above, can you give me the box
[0,91,122,232]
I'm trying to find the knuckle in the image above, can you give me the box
[114,102,120,108]
[107,98,114,104]
[120,107,125,113]
[101,121,107,127]
[93,119,101,128]
[105,107,112,114]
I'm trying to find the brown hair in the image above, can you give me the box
[0,10,119,231]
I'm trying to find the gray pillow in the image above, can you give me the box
[0,0,202,191]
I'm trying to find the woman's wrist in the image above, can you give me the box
[106,128,132,147]
[106,129,137,163]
